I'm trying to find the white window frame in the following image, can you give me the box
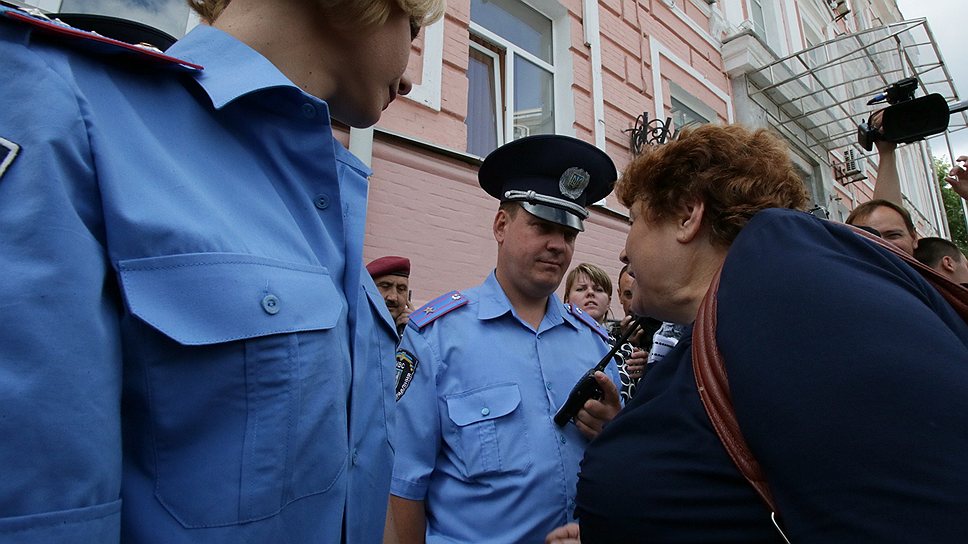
[467,40,506,151]
[466,0,573,155]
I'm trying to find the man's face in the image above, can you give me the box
[857,205,917,256]
[374,274,409,320]
[494,208,577,300]
[618,270,635,316]
[945,253,968,285]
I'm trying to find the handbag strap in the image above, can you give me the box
[692,222,968,539]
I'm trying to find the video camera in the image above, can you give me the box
[857,77,967,151]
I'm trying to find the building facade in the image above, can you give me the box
[16,0,964,316]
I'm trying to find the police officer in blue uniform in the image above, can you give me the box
[388,135,622,543]
[0,1,442,542]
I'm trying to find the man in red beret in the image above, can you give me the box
[367,256,413,336]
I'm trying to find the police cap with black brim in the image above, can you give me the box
[479,135,617,232]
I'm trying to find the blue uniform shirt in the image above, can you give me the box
[0,13,398,544]
[391,272,617,543]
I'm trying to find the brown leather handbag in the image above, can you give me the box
[691,225,968,542]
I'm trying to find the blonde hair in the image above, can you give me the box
[564,263,613,302]
[187,0,445,28]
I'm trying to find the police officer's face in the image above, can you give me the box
[374,274,409,320]
[327,5,415,128]
[495,207,577,299]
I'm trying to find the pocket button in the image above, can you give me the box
[261,294,280,315]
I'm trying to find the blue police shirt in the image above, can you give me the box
[0,13,399,543]
[576,209,968,542]
[391,272,617,543]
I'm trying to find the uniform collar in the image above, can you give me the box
[477,272,573,332]
[167,24,307,110]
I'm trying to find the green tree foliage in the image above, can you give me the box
[934,156,968,254]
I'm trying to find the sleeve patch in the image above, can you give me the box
[409,290,468,329]
[395,349,419,401]
[0,137,20,181]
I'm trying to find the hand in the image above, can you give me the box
[395,301,413,329]
[620,315,644,346]
[545,523,580,544]
[574,371,621,440]
[947,156,968,200]
[624,347,648,381]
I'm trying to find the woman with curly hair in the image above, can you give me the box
[547,124,968,543]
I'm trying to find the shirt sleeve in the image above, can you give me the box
[717,210,968,542]
[390,327,443,501]
[0,36,122,542]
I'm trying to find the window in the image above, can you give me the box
[670,97,709,131]
[668,84,715,133]
[747,0,778,51]
[466,0,556,156]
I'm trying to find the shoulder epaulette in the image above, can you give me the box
[565,303,610,342]
[409,290,468,329]
[1,7,203,71]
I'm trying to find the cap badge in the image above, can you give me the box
[559,167,590,199]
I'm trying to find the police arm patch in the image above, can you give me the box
[0,137,20,181]
[395,349,419,401]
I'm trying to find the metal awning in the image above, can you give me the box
[742,19,966,165]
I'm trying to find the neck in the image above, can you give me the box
[214,0,338,99]
[672,244,728,324]
[494,272,550,330]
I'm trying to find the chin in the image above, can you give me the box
[331,107,382,129]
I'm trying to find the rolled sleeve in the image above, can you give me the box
[390,329,442,501]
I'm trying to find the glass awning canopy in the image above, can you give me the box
[743,18,966,165]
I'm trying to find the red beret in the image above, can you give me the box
[366,256,411,278]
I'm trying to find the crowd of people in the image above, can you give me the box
[1,1,967,543]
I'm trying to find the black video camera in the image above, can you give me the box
[857,77,955,152]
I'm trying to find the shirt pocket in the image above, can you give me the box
[118,253,349,528]
[445,383,533,478]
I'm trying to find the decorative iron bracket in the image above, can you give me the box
[623,112,675,156]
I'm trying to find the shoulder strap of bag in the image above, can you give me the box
[693,223,968,540]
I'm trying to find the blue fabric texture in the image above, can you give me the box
[0,13,398,544]
[391,272,617,543]
[576,208,968,543]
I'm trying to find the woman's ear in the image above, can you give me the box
[675,200,706,243]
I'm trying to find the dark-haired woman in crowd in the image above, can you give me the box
[547,124,968,543]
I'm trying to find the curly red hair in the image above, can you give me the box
[616,124,809,246]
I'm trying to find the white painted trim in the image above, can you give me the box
[349,127,375,168]
[663,0,721,49]
[405,18,444,111]
[648,36,734,123]
[469,40,506,146]
[582,0,606,150]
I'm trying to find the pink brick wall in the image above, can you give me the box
[363,136,632,316]
[363,0,736,317]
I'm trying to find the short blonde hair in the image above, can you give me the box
[188,0,445,28]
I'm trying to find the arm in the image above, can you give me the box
[388,496,428,544]
[0,37,122,541]
[872,139,903,205]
